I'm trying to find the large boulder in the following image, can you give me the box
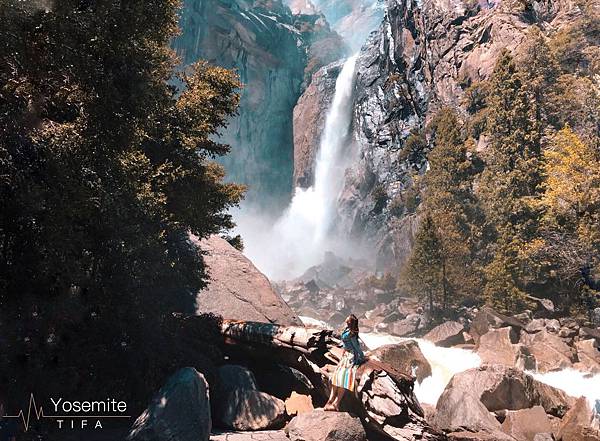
[369,340,432,382]
[214,365,286,430]
[574,339,600,373]
[477,327,535,370]
[434,390,504,433]
[194,235,300,325]
[471,307,526,346]
[500,406,553,441]
[285,409,367,441]
[423,321,465,347]
[434,365,575,433]
[477,327,517,366]
[128,367,211,441]
[520,330,576,372]
[219,389,286,430]
[387,314,423,337]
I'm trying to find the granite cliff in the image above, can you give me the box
[293,0,585,270]
[173,0,346,208]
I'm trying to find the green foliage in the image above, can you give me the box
[531,127,600,308]
[399,129,427,164]
[0,0,244,423]
[404,109,477,310]
[401,215,445,313]
[401,27,600,316]
[476,51,543,312]
[400,109,482,314]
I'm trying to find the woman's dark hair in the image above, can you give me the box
[346,314,359,334]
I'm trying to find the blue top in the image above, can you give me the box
[341,328,365,365]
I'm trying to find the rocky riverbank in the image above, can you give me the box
[128,236,600,441]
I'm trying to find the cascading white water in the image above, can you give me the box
[361,332,600,408]
[235,54,359,280]
[360,333,482,405]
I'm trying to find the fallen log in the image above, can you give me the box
[220,320,445,441]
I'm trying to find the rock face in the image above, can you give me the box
[128,368,211,441]
[285,409,367,441]
[174,0,345,206]
[293,61,343,187]
[370,340,432,382]
[325,0,582,269]
[433,365,575,433]
[195,235,300,325]
[215,365,286,430]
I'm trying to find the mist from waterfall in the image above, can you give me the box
[235,54,360,280]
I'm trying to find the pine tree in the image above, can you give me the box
[423,109,482,307]
[477,51,543,312]
[400,109,482,312]
[401,215,445,314]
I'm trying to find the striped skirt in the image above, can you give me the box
[331,351,358,392]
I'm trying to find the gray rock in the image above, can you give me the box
[128,367,211,441]
[370,340,432,382]
[434,364,575,434]
[423,321,465,347]
[218,389,286,431]
[526,319,546,334]
[215,365,286,430]
[217,365,258,394]
[194,235,300,325]
[500,406,553,441]
[520,330,577,372]
[285,409,367,441]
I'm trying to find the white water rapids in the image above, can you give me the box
[235,54,360,280]
[300,316,600,409]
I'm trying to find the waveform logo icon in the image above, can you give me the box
[3,393,45,432]
[3,393,131,431]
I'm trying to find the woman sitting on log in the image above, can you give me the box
[324,314,365,411]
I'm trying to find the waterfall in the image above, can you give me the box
[235,54,359,280]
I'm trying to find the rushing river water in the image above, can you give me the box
[299,316,600,409]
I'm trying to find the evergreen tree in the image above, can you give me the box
[401,215,444,314]
[401,109,481,312]
[477,51,543,312]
